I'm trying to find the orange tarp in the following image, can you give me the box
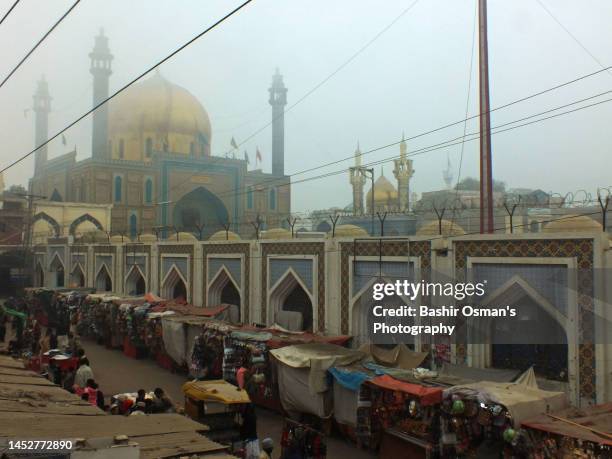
[368,374,443,406]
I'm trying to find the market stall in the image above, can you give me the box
[281,418,327,459]
[439,379,568,457]
[516,403,612,458]
[329,344,428,441]
[219,327,352,412]
[356,374,443,457]
[270,343,364,420]
[182,379,251,451]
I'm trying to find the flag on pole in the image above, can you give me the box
[256,147,262,165]
[230,137,238,149]
[244,151,250,165]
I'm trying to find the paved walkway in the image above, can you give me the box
[82,340,375,459]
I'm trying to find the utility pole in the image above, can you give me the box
[478,0,494,233]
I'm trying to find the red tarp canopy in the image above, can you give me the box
[521,403,612,446]
[144,292,163,303]
[369,374,443,406]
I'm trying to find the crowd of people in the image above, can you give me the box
[1,293,293,458]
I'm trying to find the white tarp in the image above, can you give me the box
[333,382,359,426]
[271,343,364,394]
[276,364,332,418]
[161,318,186,365]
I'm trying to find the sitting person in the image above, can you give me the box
[74,358,93,389]
[130,401,147,415]
[151,388,174,413]
[82,379,98,407]
[129,389,147,414]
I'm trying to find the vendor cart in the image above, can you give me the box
[280,418,327,459]
[182,379,250,448]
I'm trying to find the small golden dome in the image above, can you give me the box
[209,230,241,241]
[260,228,292,240]
[109,235,125,244]
[176,231,198,241]
[417,220,466,237]
[543,214,602,233]
[139,233,157,243]
[108,72,212,161]
[84,230,109,243]
[332,224,369,237]
[366,175,399,203]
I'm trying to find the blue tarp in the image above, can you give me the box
[328,367,371,391]
[362,361,419,382]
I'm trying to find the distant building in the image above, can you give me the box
[28,30,291,241]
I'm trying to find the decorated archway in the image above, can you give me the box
[70,264,85,288]
[269,270,313,332]
[172,187,229,236]
[49,254,65,288]
[35,261,45,287]
[95,265,113,292]
[125,266,146,296]
[351,277,417,349]
[467,275,574,398]
[161,266,188,301]
[69,213,104,236]
[208,267,241,322]
[32,212,60,240]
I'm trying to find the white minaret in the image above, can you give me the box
[349,143,366,215]
[393,134,414,211]
[443,154,453,189]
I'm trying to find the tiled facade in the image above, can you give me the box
[34,232,612,405]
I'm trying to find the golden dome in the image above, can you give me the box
[108,71,211,161]
[543,215,602,233]
[366,175,399,203]
[109,235,126,244]
[365,175,399,213]
[84,230,109,244]
[332,224,369,238]
[139,233,157,243]
[209,230,241,241]
[417,220,466,237]
[177,231,198,241]
[260,228,292,240]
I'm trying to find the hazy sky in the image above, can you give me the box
[0,0,611,211]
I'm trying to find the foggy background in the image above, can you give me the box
[0,0,611,212]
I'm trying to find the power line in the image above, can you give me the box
[0,0,254,175]
[25,87,611,236]
[223,0,422,155]
[210,89,612,202]
[163,0,423,199]
[203,65,612,204]
[450,0,478,233]
[0,0,80,90]
[535,0,612,78]
[0,0,19,27]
